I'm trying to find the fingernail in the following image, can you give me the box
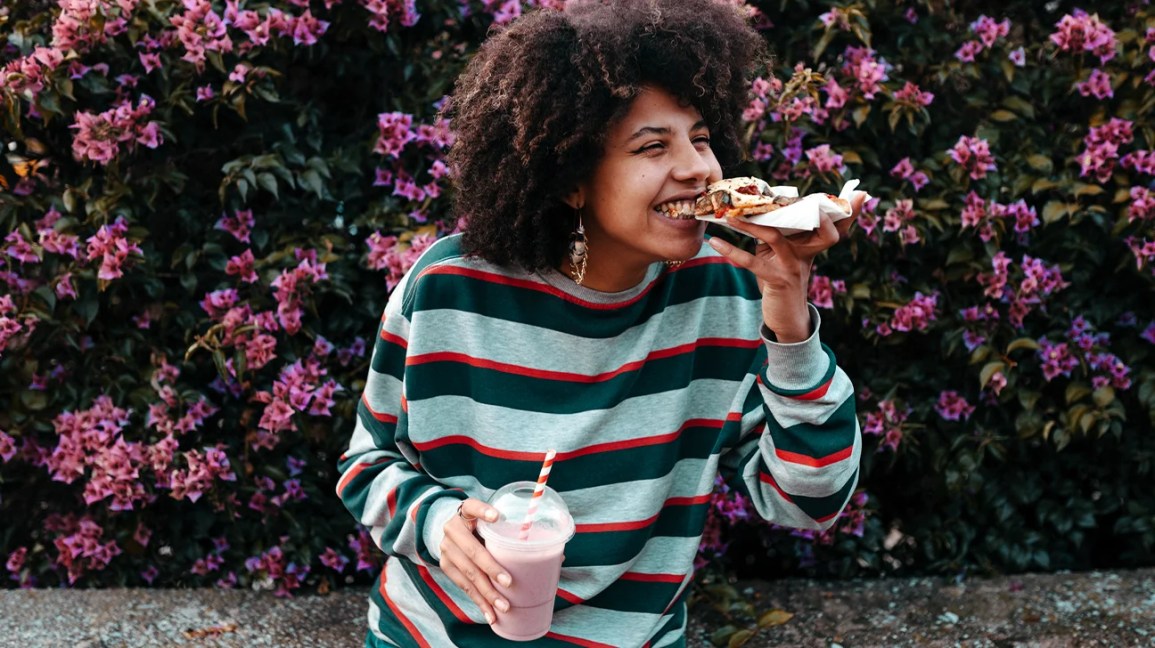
[496,599,510,612]
[485,612,495,625]
[498,573,511,587]
[485,509,498,522]
[708,237,730,253]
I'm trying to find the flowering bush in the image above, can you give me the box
[2,0,1154,591]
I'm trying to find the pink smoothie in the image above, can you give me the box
[481,521,567,641]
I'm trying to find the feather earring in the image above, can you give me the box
[568,211,588,285]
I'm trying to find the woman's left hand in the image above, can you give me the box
[707,190,868,343]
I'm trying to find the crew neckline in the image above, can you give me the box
[535,263,665,304]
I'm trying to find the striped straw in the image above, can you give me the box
[519,449,557,541]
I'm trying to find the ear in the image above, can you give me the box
[563,185,584,210]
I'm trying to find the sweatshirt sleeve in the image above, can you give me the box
[335,269,466,565]
[721,304,862,531]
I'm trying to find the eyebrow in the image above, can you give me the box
[625,120,709,143]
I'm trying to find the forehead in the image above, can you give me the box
[609,87,705,136]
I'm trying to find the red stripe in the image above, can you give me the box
[758,470,793,503]
[557,588,585,605]
[413,418,726,461]
[791,377,833,401]
[386,486,397,517]
[379,328,408,348]
[336,456,391,497]
[543,631,618,648]
[619,571,685,584]
[415,564,472,623]
[406,337,759,383]
[362,394,398,424]
[575,494,710,533]
[379,568,432,648]
[775,445,853,468]
[420,265,658,311]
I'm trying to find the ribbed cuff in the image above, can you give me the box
[761,304,831,391]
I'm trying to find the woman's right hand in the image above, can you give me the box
[439,498,513,625]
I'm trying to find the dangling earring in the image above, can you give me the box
[568,211,588,285]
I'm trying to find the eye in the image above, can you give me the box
[635,142,665,153]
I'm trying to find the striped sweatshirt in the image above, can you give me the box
[337,234,861,648]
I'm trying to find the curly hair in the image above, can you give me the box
[445,0,768,271]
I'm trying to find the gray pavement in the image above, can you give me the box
[0,568,1152,647]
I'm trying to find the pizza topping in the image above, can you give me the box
[736,184,760,195]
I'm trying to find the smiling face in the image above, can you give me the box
[568,86,723,291]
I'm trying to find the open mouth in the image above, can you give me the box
[654,200,697,220]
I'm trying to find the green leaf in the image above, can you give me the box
[1006,337,1040,354]
[757,609,795,628]
[300,169,325,199]
[1066,383,1091,405]
[989,110,1018,122]
[1092,386,1115,408]
[1042,201,1068,224]
[1026,155,1053,173]
[727,629,756,648]
[1003,96,1036,118]
[1073,183,1104,197]
[980,361,1006,388]
[257,172,279,200]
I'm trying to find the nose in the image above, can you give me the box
[672,140,713,183]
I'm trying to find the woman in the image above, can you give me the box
[337,1,865,646]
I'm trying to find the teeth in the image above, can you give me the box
[655,200,696,219]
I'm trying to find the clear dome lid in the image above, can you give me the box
[477,481,575,548]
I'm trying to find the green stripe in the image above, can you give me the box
[765,397,857,460]
[413,491,467,564]
[659,598,689,645]
[355,401,397,449]
[404,345,757,415]
[369,330,406,379]
[784,466,858,521]
[579,577,686,614]
[399,235,466,311]
[561,503,709,568]
[336,455,396,519]
[417,420,738,492]
[406,259,760,340]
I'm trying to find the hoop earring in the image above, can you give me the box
[568,212,588,285]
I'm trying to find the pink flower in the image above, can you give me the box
[954,40,983,63]
[196,85,215,102]
[804,144,843,174]
[808,275,843,309]
[948,135,997,180]
[70,95,164,165]
[841,47,889,100]
[1050,10,1117,64]
[215,209,255,243]
[970,15,1011,48]
[1009,47,1026,67]
[85,217,142,281]
[225,249,259,283]
[138,52,162,73]
[934,390,975,421]
[892,81,934,107]
[889,291,938,333]
[374,112,415,157]
[289,10,329,46]
[890,157,914,180]
[1076,68,1113,99]
[1129,187,1155,223]
[0,430,17,462]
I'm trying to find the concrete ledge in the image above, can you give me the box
[1,568,1152,647]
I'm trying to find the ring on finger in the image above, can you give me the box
[457,502,478,522]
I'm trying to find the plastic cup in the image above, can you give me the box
[476,481,575,641]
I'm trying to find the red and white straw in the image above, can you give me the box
[519,449,557,541]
